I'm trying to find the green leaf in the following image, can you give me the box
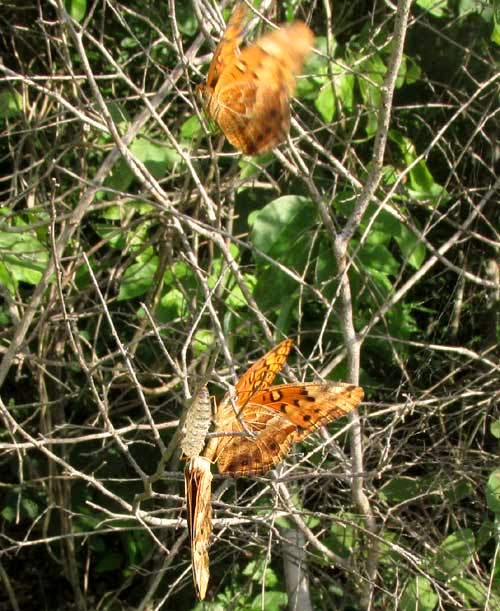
[490,419,500,439]
[433,529,475,578]
[357,54,386,136]
[249,195,317,257]
[393,222,427,270]
[486,469,500,514]
[65,0,87,22]
[379,477,421,503]
[450,576,500,608]
[327,512,359,559]
[193,329,215,355]
[415,0,449,17]
[493,8,500,45]
[176,4,198,36]
[315,84,335,123]
[223,273,255,309]
[399,576,438,611]
[0,89,23,119]
[130,136,183,178]
[159,287,187,319]
[180,115,203,142]
[1,503,15,523]
[117,256,158,300]
[444,479,474,503]
[0,231,49,288]
[251,591,287,609]
[0,261,15,295]
[389,131,448,202]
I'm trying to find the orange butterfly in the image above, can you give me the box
[203,339,363,477]
[184,455,212,600]
[198,3,314,155]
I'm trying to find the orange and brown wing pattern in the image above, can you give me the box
[203,339,363,477]
[185,456,213,600]
[233,338,293,406]
[199,3,314,155]
[202,2,248,92]
[215,382,364,477]
[202,339,293,465]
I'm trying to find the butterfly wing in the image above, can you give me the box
[185,456,213,600]
[215,404,297,476]
[213,21,313,154]
[202,339,292,464]
[216,382,364,477]
[199,3,248,98]
[200,3,314,155]
[251,382,364,441]
[233,338,293,404]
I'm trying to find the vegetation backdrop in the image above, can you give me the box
[0,0,499,609]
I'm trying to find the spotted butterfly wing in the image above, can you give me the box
[203,340,364,477]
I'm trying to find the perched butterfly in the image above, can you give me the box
[198,3,314,155]
[184,455,213,600]
[203,339,364,477]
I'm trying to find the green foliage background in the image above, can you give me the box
[0,0,498,609]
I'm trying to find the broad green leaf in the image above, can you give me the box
[159,287,187,319]
[434,529,475,578]
[486,469,500,513]
[415,0,449,17]
[316,84,336,123]
[450,575,500,608]
[357,54,386,136]
[400,576,438,611]
[314,63,355,122]
[394,223,427,270]
[490,420,500,438]
[93,223,126,249]
[249,196,317,257]
[0,231,49,287]
[130,136,183,178]
[0,261,15,295]
[493,9,500,45]
[117,256,158,300]
[251,591,287,609]
[249,196,317,313]
[379,477,421,503]
[357,242,399,276]
[0,89,23,119]
[65,0,87,22]
[176,4,198,36]
[328,512,359,559]
[164,260,190,285]
[225,273,256,308]
[180,114,203,142]
[389,131,448,202]
[193,329,214,355]
[444,479,474,503]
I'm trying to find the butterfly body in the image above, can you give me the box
[198,3,314,155]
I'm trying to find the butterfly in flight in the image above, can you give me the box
[198,3,314,155]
